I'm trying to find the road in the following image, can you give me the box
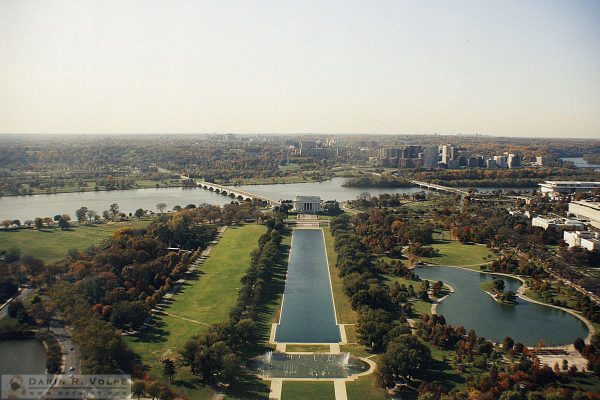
[49,320,81,374]
[0,287,34,319]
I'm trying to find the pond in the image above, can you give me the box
[0,339,47,375]
[275,228,341,343]
[415,266,589,346]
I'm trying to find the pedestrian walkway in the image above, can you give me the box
[334,380,348,400]
[269,379,283,400]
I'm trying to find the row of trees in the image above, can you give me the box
[179,217,285,384]
[329,214,439,389]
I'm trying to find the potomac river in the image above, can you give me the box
[0,177,532,221]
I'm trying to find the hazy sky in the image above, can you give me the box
[1,0,599,137]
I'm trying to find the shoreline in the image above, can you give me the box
[0,183,196,198]
[418,264,595,345]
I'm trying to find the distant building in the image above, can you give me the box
[494,155,508,168]
[293,196,323,213]
[531,216,585,230]
[539,181,600,197]
[439,145,458,165]
[569,201,600,228]
[297,140,327,157]
[507,153,522,169]
[422,146,439,169]
[564,231,600,251]
[535,156,551,166]
[486,158,498,169]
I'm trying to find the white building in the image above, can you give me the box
[531,216,585,230]
[564,231,600,251]
[568,201,600,229]
[293,196,323,213]
[538,181,600,197]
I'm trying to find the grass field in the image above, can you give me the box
[281,381,335,400]
[125,224,266,400]
[285,344,330,352]
[0,220,153,263]
[421,237,495,269]
[323,227,358,324]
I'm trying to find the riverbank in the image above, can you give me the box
[0,180,193,197]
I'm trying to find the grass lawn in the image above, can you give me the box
[285,344,330,352]
[0,219,153,263]
[125,224,266,400]
[346,370,387,400]
[281,381,335,400]
[421,238,495,269]
[323,227,358,324]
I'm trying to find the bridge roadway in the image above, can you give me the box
[195,180,281,206]
[409,180,469,195]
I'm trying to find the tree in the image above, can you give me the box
[134,209,145,220]
[156,203,167,214]
[159,388,174,400]
[376,335,432,388]
[86,210,98,222]
[574,337,585,353]
[492,279,505,292]
[4,247,21,262]
[76,207,88,223]
[162,359,176,382]
[131,381,145,400]
[34,217,44,230]
[58,217,70,230]
[109,203,120,220]
[146,382,161,400]
[502,336,514,351]
[1,220,11,229]
[11,220,21,228]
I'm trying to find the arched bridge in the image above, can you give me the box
[196,180,281,206]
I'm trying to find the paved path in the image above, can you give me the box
[334,380,348,400]
[269,379,283,400]
[161,312,210,326]
[0,287,34,319]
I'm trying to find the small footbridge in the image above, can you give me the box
[196,180,281,206]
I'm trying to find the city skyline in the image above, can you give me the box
[1,0,599,138]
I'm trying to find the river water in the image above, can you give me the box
[561,157,600,171]
[0,339,47,375]
[275,228,341,343]
[0,178,428,221]
[0,177,531,221]
[415,266,589,346]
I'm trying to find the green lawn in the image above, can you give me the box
[421,238,495,269]
[323,227,358,324]
[125,224,267,400]
[0,220,152,263]
[285,344,330,352]
[281,381,335,400]
[347,371,387,400]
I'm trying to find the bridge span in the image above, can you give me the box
[195,180,281,206]
[409,180,469,195]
